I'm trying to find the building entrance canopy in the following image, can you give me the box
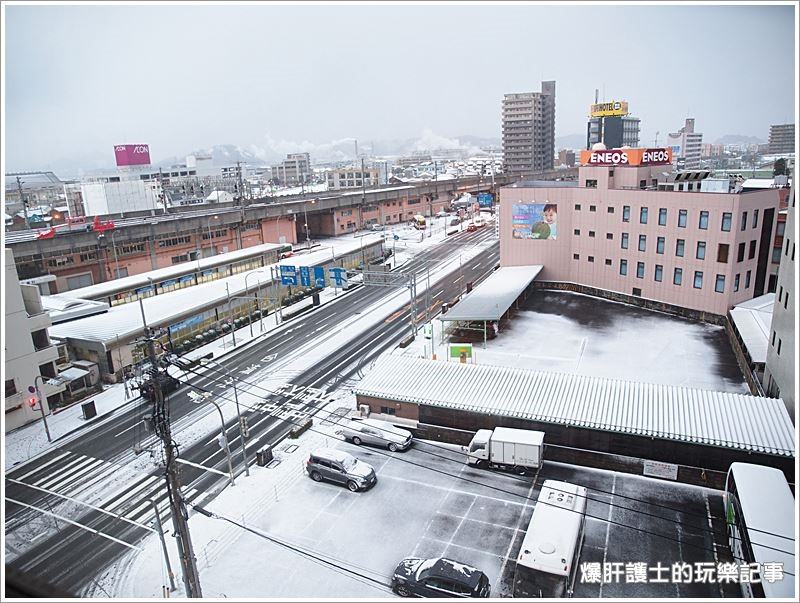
[441,265,542,322]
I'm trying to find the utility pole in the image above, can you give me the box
[236,161,245,207]
[361,156,367,230]
[138,301,203,597]
[16,176,31,230]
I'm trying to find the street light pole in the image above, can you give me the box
[244,270,268,338]
[207,215,219,257]
[202,360,250,477]
[226,282,236,348]
[202,393,235,486]
[32,376,52,442]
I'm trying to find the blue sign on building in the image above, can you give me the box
[299,266,311,287]
[477,192,494,208]
[329,267,347,287]
[280,265,298,286]
[313,266,326,287]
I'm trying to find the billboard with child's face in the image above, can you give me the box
[511,203,558,240]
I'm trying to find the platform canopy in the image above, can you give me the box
[441,265,542,322]
[730,293,774,364]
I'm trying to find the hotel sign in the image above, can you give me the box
[579,147,673,167]
[590,100,629,117]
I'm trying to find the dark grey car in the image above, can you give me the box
[305,448,377,492]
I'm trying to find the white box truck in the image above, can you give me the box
[465,427,544,472]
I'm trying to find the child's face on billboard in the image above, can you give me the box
[543,208,557,223]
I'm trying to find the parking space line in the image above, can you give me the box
[379,474,535,509]
[423,536,512,561]
[435,511,522,531]
[499,463,539,598]
[442,496,476,558]
[704,493,725,597]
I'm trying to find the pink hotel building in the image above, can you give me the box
[499,148,781,319]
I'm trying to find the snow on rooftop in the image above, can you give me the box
[729,293,775,364]
[354,356,794,456]
[440,265,542,321]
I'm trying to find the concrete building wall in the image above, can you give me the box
[500,166,780,317]
[764,177,795,413]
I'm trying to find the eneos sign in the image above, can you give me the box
[579,147,672,167]
[114,144,151,167]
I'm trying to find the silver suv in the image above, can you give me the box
[306,448,377,492]
[338,417,413,452]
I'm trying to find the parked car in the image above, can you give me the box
[392,557,491,598]
[436,210,448,218]
[338,417,413,452]
[466,223,478,232]
[449,217,461,227]
[473,217,486,228]
[306,448,377,492]
[371,223,385,231]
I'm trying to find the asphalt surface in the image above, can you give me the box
[4,225,499,595]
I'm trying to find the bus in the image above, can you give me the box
[724,463,795,598]
[412,214,426,229]
[515,480,587,598]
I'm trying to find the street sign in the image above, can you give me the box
[280,265,298,286]
[313,266,326,287]
[423,324,432,339]
[393,234,399,240]
[329,267,347,287]
[477,192,494,207]
[299,266,311,287]
[448,343,473,359]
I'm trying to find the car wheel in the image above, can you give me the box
[395,584,411,597]
[310,471,323,482]
[352,436,362,446]
[388,442,398,452]
[347,480,359,492]
[476,459,488,469]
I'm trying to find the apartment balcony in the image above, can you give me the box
[33,345,59,367]
[27,311,52,333]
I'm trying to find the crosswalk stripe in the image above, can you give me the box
[102,475,161,515]
[14,451,71,481]
[36,457,106,492]
[27,453,89,486]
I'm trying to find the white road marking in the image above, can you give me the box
[175,457,230,477]
[14,451,71,480]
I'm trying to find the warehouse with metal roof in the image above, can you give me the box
[355,355,795,475]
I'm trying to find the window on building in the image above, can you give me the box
[678,209,687,228]
[574,229,580,236]
[734,274,740,292]
[620,259,628,276]
[658,208,667,226]
[655,264,663,282]
[605,258,612,266]
[674,267,683,285]
[748,240,756,260]
[696,241,706,260]
[656,236,665,254]
[784,292,789,309]
[380,406,396,415]
[622,206,630,222]
[715,274,725,293]
[699,210,709,230]
[752,209,759,228]
[738,242,746,262]
[573,254,580,260]
[694,271,703,289]
[639,235,646,252]
[585,180,597,188]
[5,379,16,397]
[772,330,776,345]
[772,246,782,263]
[777,339,782,355]
[721,212,732,231]
[589,205,596,212]
[741,211,748,231]
[717,243,729,263]
[588,256,595,263]
[776,221,786,236]
[588,230,595,238]
[607,206,615,214]
[676,239,685,257]
[636,262,645,279]
[621,233,629,249]
[606,233,614,240]
[640,207,648,224]
[745,270,751,289]
[575,203,581,211]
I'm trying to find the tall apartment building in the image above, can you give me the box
[272,153,311,185]
[502,81,556,177]
[764,174,795,412]
[499,147,781,318]
[5,248,66,432]
[665,118,703,170]
[768,123,795,155]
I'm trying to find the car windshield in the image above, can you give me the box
[342,456,358,472]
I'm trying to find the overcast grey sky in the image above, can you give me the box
[4,3,796,172]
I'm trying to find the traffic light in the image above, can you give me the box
[27,396,38,409]
[241,417,250,438]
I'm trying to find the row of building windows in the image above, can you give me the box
[571,253,753,293]
[157,235,193,248]
[574,203,759,234]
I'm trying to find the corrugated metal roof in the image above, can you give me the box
[441,265,542,322]
[730,293,774,364]
[354,356,795,457]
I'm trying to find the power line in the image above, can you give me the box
[166,363,795,566]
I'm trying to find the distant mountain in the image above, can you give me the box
[555,134,586,151]
[155,144,269,168]
[714,134,765,145]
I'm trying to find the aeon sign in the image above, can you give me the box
[114,144,151,167]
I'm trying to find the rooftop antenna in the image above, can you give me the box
[594,88,599,104]
[654,131,659,146]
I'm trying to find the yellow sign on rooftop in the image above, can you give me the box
[590,101,629,117]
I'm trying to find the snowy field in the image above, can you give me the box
[400,289,749,394]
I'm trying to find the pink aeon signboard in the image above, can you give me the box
[114,144,151,166]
